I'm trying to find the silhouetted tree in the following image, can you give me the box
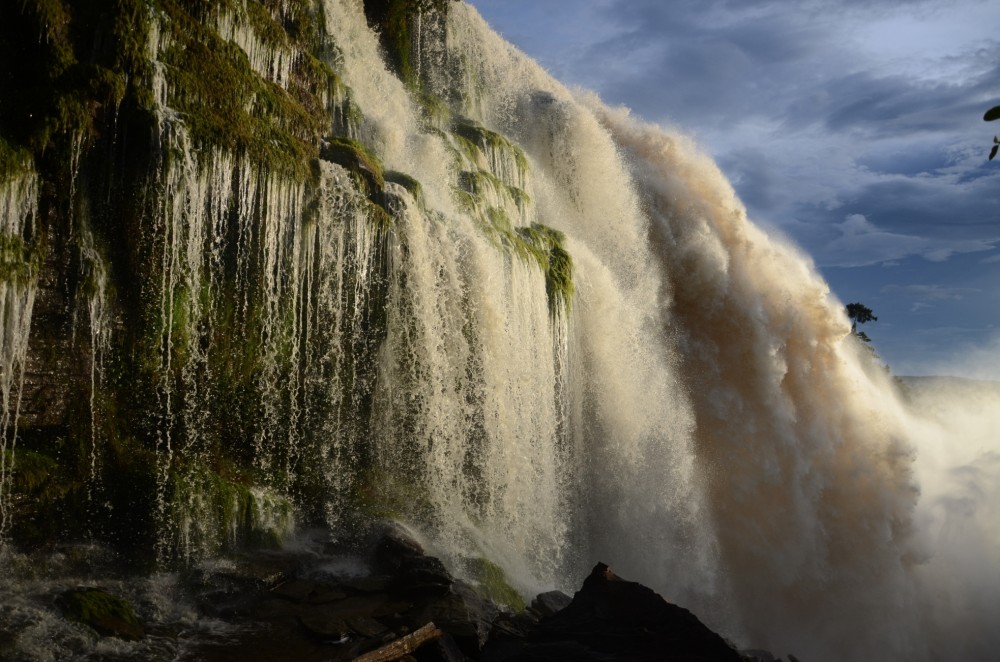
[985,105,1000,160]
[846,302,877,339]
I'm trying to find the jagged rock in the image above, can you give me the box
[412,580,499,654]
[739,649,803,661]
[56,588,145,641]
[395,554,454,594]
[484,588,570,647]
[346,615,391,638]
[325,593,414,619]
[297,611,350,639]
[338,575,395,593]
[488,609,540,640]
[530,590,572,618]
[483,562,741,662]
[372,521,428,572]
[270,578,348,604]
[225,549,310,588]
[372,521,455,595]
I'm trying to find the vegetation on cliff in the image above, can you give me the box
[0,0,574,570]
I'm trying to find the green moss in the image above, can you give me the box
[0,139,35,184]
[453,119,528,182]
[0,0,142,160]
[516,224,574,315]
[349,468,435,524]
[0,233,43,284]
[157,1,327,177]
[362,0,451,91]
[334,93,366,139]
[57,588,144,641]
[457,170,531,214]
[385,170,423,204]
[459,208,574,317]
[452,121,532,218]
[416,90,452,131]
[162,460,296,561]
[465,557,525,612]
[273,0,321,46]
[320,137,399,227]
[112,0,157,111]
[8,449,59,495]
[4,440,88,546]
[243,1,290,48]
[61,589,137,627]
[321,136,385,194]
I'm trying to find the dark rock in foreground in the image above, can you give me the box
[18,527,748,661]
[188,540,745,661]
[482,562,741,662]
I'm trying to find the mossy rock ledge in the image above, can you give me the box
[56,587,145,641]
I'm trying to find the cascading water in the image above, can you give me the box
[0,170,39,539]
[591,103,923,658]
[0,1,997,660]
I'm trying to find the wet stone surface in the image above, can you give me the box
[1,525,762,661]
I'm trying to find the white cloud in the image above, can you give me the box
[819,214,996,267]
[882,284,980,313]
[884,284,978,301]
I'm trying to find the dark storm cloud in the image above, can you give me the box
[550,0,1000,143]
[785,164,1000,268]
[815,213,996,268]
[840,178,1000,235]
[571,0,829,130]
[798,69,995,136]
[576,0,1000,270]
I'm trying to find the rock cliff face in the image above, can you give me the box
[0,0,579,568]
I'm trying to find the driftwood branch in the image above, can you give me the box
[352,622,444,662]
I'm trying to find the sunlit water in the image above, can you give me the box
[0,1,996,660]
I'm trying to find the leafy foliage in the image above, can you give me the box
[846,302,877,341]
[984,105,1000,160]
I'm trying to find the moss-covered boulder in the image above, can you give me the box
[56,587,145,641]
[465,557,525,613]
[320,136,385,195]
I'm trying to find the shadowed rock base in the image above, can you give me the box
[9,529,770,661]
[482,562,743,662]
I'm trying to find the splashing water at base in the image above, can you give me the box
[904,377,1000,661]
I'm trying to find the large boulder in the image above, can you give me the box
[530,590,572,619]
[56,587,145,641]
[484,563,742,662]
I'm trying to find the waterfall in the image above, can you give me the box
[0,171,39,538]
[593,103,922,658]
[0,1,997,660]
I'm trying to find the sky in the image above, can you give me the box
[467,0,1000,379]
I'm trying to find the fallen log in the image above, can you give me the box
[353,622,444,662]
